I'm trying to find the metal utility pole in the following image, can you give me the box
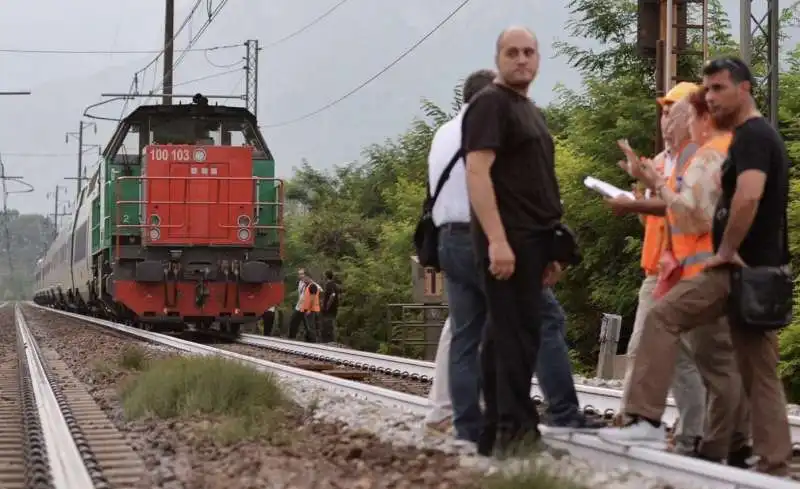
[163,0,175,105]
[46,185,68,236]
[0,155,34,277]
[244,39,260,117]
[637,0,709,153]
[65,121,97,197]
[740,0,780,128]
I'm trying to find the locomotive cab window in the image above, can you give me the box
[148,116,265,153]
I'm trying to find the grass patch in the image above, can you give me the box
[92,360,118,382]
[482,472,587,489]
[482,469,587,489]
[117,345,149,371]
[120,355,289,443]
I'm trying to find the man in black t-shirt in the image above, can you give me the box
[462,26,564,457]
[321,270,340,343]
[599,57,792,477]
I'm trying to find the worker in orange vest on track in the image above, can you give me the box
[604,82,706,455]
[299,276,321,343]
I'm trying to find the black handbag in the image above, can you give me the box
[413,149,464,271]
[728,211,794,331]
[549,222,582,266]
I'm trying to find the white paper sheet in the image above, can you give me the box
[583,176,635,200]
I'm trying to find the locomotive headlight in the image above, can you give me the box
[237,215,251,228]
[150,227,161,241]
[237,228,251,241]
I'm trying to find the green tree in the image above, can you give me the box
[0,209,52,299]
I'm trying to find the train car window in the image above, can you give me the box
[113,123,143,166]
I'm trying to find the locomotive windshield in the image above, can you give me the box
[105,103,272,163]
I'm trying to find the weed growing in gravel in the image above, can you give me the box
[482,469,587,489]
[117,345,149,371]
[120,355,289,443]
[92,360,117,382]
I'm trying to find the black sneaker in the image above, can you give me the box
[727,445,753,469]
[546,414,607,434]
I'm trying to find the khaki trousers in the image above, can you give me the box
[622,275,706,446]
[626,268,792,476]
[690,317,751,459]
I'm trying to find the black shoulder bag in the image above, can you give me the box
[413,149,464,271]
[728,211,794,331]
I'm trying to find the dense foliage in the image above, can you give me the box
[282,0,800,401]
[0,210,51,299]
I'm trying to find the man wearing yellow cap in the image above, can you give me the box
[604,82,706,455]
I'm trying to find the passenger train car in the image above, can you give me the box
[33,95,285,335]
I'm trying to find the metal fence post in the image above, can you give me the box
[596,313,622,379]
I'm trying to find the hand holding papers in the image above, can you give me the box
[583,176,635,200]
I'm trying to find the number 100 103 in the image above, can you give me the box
[149,148,192,161]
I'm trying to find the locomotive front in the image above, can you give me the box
[102,101,284,334]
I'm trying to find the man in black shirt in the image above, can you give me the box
[462,26,564,456]
[321,270,340,343]
[599,57,792,477]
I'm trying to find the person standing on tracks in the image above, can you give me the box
[463,27,585,456]
[299,274,321,343]
[625,88,752,466]
[600,57,793,477]
[320,270,340,343]
[287,268,309,339]
[426,64,604,444]
[604,83,707,455]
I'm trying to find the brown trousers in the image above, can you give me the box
[627,268,792,476]
[690,317,750,458]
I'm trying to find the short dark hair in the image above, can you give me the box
[463,69,496,103]
[325,270,333,280]
[702,56,754,87]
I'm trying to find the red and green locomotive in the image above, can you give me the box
[33,95,285,335]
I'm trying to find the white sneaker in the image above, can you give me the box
[597,419,667,450]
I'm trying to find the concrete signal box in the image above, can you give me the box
[410,256,448,304]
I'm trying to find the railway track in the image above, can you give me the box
[0,304,145,489]
[236,333,800,442]
[27,303,800,489]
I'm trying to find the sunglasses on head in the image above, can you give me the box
[703,57,754,86]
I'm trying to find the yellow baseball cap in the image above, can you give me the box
[657,81,700,106]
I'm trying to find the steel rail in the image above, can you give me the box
[28,304,800,489]
[15,305,95,489]
[239,334,670,420]
[238,333,800,442]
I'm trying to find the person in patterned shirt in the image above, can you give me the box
[601,89,753,468]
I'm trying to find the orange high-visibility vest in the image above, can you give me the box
[300,283,321,313]
[666,133,732,279]
[640,156,667,276]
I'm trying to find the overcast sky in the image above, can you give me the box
[0,0,772,216]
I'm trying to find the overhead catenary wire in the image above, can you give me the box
[135,0,205,78]
[263,0,473,129]
[262,0,352,49]
[0,44,240,55]
[142,0,232,104]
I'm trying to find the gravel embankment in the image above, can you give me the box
[24,306,734,489]
[22,306,481,489]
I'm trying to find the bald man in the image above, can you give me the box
[463,27,566,456]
